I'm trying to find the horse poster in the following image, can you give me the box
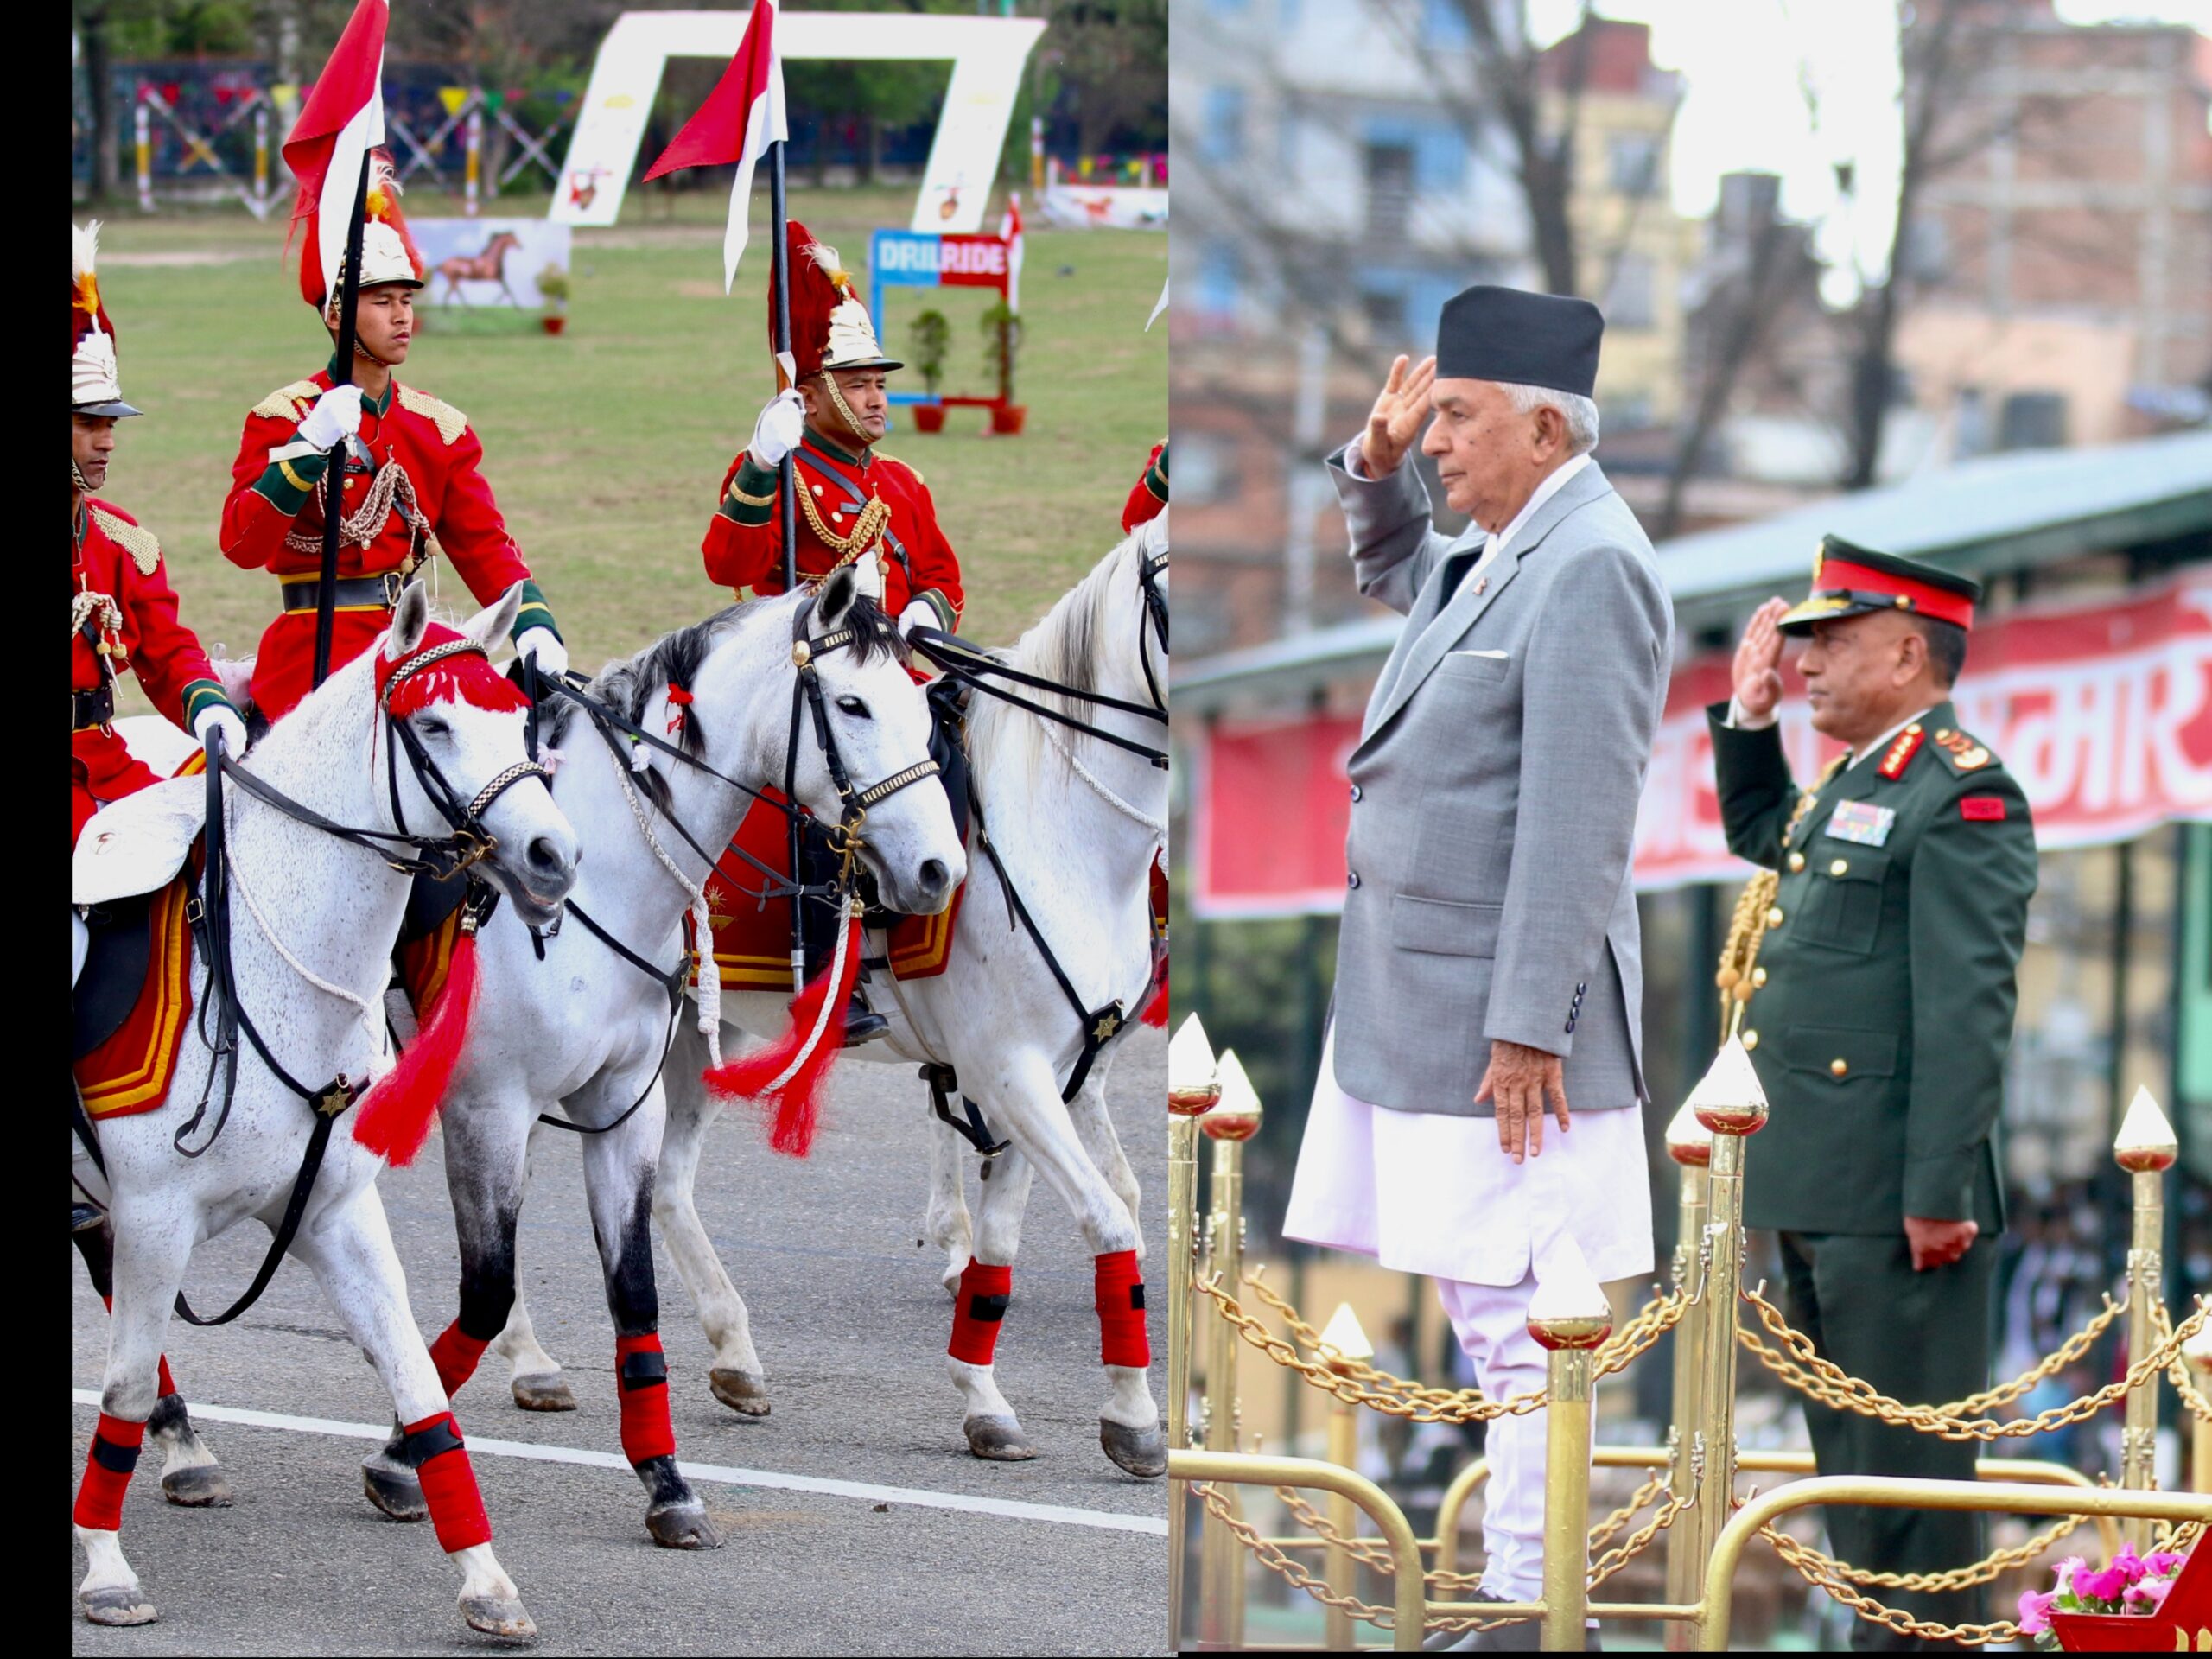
[410,217,571,316]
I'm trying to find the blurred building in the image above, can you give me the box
[1896,0,2212,457]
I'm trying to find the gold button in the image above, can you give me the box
[1907,723,1923,734]
[1829,1058,1848,1078]
[1788,851,1806,872]
[1751,966,1768,988]
[1742,1029,1759,1051]
[1766,906,1784,928]
[1829,858,1849,876]
[1936,728,1953,740]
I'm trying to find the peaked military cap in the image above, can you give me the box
[1778,535,1983,636]
[1435,285,1603,399]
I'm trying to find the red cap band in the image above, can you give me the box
[1815,558,1975,629]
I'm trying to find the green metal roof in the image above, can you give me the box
[1176,430,2212,713]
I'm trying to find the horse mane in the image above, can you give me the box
[966,530,1141,787]
[541,587,907,763]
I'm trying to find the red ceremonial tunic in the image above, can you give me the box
[72,499,226,848]
[702,429,964,631]
[219,363,543,718]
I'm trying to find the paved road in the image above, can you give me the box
[72,1030,1168,1656]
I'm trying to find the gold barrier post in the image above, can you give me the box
[1167,1015,1223,1654]
[2115,1085,2178,1550]
[1687,1039,1767,1591]
[1198,1051,1262,1650]
[2187,1324,2212,1495]
[1530,1272,1615,1654]
[1319,1305,1376,1655]
[1662,1096,1713,1651]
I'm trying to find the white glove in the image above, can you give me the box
[749,388,807,468]
[898,600,940,640]
[296,383,364,452]
[515,627,568,678]
[194,702,250,759]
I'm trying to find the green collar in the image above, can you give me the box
[802,425,869,468]
[325,353,395,416]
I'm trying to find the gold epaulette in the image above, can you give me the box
[248,378,322,423]
[87,505,160,575]
[397,385,468,446]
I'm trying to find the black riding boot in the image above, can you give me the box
[796,824,886,1047]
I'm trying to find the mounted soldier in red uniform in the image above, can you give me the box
[219,153,565,721]
[71,222,244,850]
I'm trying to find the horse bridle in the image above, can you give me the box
[1135,543,1170,718]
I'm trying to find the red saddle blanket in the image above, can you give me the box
[74,865,197,1121]
[685,799,1171,995]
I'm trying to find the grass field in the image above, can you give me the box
[90,184,1166,703]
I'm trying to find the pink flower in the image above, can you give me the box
[2075,1564,2129,1605]
[2054,1555,2088,1594]
[2018,1588,2058,1635]
[2133,1574,2175,1611]
[2113,1543,2148,1586]
[2145,1551,2187,1579]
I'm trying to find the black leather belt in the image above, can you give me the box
[73,683,116,732]
[280,572,403,615]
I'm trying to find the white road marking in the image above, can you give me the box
[70,1389,1167,1536]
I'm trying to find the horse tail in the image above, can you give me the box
[351,926,480,1166]
[700,912,862,1158]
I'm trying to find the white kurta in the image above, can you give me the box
[1283,1027,1654,1288]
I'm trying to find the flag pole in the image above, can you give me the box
[313,149,372,690]
[766,131,807,989]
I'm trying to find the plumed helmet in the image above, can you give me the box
[299,149,426,317]
[770,219,901,380]
[73,222,141,418]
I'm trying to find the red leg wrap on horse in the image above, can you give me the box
[948,1260,1013,1366]
[1094,1249,1151,1369]
[406,1412,493,1554]
[429,1320,492,1400]
[614,1333,676,1465]
[157,1356,176,1399]
[73,1413,145,1530]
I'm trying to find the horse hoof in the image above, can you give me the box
[709,1369,771,1417]
[509,1373,577,1412]
[162,1462,234,1507]
[1099,1417,1168,1478]
[80,1586,158,1626]
[646,1501,724,1550]
[964,1414,1037,1461]
[460,1594,538,1641]
[361,1459,428,1522]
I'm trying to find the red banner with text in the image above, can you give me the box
[1192,571,2212,916]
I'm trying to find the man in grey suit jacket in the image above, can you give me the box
[1283,287,1673,1653]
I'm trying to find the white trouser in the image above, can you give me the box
[1434,1272,1593,1605]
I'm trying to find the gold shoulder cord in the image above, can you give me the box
[798,485,892,564]
[1715,868,1780,1043]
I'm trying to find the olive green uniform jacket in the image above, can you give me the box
[1706,700,2037,1237]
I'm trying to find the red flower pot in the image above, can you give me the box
[2046,1609,2183,1650]
[912,405,947,434]
[988,404,1027,435]
[542,315,566,336]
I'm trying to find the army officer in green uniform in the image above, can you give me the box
[1709,537,2037,1650]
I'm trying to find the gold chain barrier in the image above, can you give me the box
[1167,1016,2212,1653]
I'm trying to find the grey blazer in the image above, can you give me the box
[1329,447,1672,1117]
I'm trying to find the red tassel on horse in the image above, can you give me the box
[352,926,480,1166]
[700,910,861,1159]
[1141,959,1169,1028]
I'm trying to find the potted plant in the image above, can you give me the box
[537,264,570,336]
[2018,1542,2197,1649]
[981,301,1026,435]
[907,307,950,433]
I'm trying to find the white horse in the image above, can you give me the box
[487,520,1172,1474]
[70,583,579,1637]
[361,570,965,1545]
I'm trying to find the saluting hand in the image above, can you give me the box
[1357,354,1437,480]
[1477,1039,1571,1165]
[1731,597,1791,724]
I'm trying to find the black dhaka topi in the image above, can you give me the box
[1435,285,1604,398]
